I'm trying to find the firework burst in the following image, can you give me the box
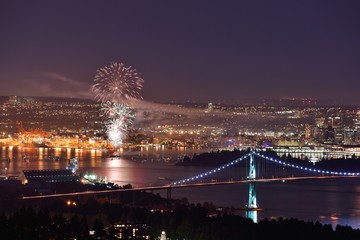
[91,62,144,149]
[91,62,144,104]
[100,104,135,148]
[105,119,126,148]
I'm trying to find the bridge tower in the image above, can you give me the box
[246,152,258,209]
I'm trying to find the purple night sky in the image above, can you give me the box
[0,1,359,104]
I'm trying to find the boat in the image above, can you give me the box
[108,150,121,158]
[66,157,79,173]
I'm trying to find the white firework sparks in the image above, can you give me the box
[101,102,135,142]
[100,101,135,120]
[91,62,144,104]
[91,62,144,149]
[106,118,127,148]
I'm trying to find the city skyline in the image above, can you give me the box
[1,1,359,104]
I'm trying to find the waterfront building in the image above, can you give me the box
[18,169,79,184]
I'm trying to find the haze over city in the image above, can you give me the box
[1,1,359,104]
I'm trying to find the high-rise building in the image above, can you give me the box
[314,117,326,141]
[344,127,357,145]
[315,117,325,128]
[305,124,312,139]
[355,120,360,144]
[324,125,335,144]
[327,115,343,144]
[355,120,360,130]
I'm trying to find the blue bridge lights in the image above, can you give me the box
[172,151,360,187]
[171,150,360,213]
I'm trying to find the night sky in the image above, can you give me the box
[1,1,359,104]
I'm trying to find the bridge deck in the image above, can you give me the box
[21,175,360,200]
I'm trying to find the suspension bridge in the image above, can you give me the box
[170,150,360,210]
[22,150,360,209]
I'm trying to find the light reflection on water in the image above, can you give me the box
[1,147,360,229]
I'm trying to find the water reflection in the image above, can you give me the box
[245,210,258,223]
[1,146,360,229]
[108,158,122,168]
[38,147,44,161]
[0,145,206,182]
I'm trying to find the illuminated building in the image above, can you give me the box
[305,124,312,139]
[344,127,357,145]
[109,224,150,239]
[18,169,79,184]
[315,117,326,128]
[8,95,17,104]
[314,117,326,141]
[355,121,360,144]
[326,115,344,144]
[205,102,213,113]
